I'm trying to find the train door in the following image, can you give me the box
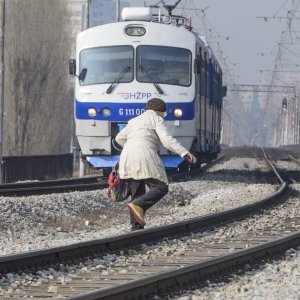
[195,45,202,152]
[205,55,212,151]
[203,52,208,151]
[208,59,213,150]
[217,71,223,145]
[210,61,214,150]
[211,62,218,151]
[199,48,207,151]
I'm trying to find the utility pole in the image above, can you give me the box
[86,0,90,29]
[0,0,4,184]
[83,0,92,29]
[295,87,299,144]
[116,0,120,22]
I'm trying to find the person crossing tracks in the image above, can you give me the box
[115,98,197,231]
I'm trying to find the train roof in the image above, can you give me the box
[78,7,194,42]
[121,7,192,29]
[77,7,222,71]
[77,20,196,51]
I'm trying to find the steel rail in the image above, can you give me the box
[68,148,297,300]
[70,231,300,300]
[287,153,300,167]
[0,176,105,196]
[262,147,285,184]
[66,148,294,300]
[265,148,300,183]
[0,155,224,196]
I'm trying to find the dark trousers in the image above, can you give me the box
[127,178,168,229]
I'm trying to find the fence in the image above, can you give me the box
[2,154,73,183]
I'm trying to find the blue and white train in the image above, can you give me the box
[69,6,226,173]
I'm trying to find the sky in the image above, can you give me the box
[128,0,292,85]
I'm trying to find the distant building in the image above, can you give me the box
[89,0,112,27]
[66,0,129,56]
[66,0,85,34]
[89,0,130,27]
[66,0,130,34]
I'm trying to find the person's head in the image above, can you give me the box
[146,98,167,117]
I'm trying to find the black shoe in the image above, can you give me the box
[131,224,144,232]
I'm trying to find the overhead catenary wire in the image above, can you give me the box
[259,1,300,122]
[256,0,300,146]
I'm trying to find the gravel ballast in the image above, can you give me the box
[0,153,299,298]
[171,183,300,300]
[0,157,275,255]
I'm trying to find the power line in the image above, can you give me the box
[259,0,300,146]
[228,84,295,93]
[257,69,300,73]
[257,16,300,21]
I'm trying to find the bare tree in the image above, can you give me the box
[4,0,72,155]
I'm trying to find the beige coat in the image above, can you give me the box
[115,110,189,184]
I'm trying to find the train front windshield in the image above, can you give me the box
[137,46,191,86]
[79,45,191,87]
[80,46,134,85]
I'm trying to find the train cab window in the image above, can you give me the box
[79,46,134,85]
[136,46,191,86]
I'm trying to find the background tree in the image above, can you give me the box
[4,0,73,155]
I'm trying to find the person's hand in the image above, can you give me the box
[185,153,197,164]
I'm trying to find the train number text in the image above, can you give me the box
[119,108,145,116]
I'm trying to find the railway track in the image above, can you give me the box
[265,147,300,183]
[0,155,224,197]
[0,148,299,299]
[0,176,106,196]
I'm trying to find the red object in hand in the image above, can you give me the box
[185,153,197,164]
[108,171,120,188]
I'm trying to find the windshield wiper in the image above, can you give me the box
[106,65,131,94]
[139,66,163,95]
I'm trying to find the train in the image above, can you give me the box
[69,6,227,174]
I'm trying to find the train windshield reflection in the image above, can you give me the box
[80,46,134,85]
[137,46,191,86]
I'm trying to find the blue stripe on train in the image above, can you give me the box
[76,99,195,121]
[86,155,184,168]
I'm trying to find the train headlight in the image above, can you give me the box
[125,26,146,36]
[101,107,111,117]
[88,107,97,117]
[174,108,183,117]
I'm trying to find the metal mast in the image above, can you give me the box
[0,0,4,183]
